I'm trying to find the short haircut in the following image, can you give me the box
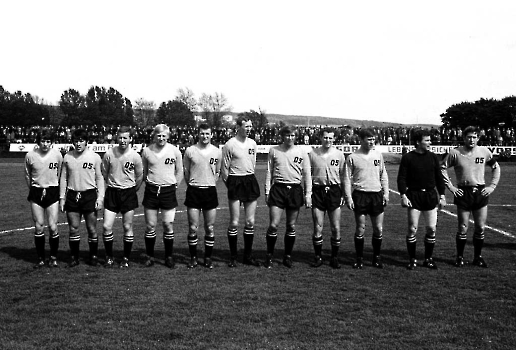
[413,129,431,144]
[280,125,295,136]
[358,128,375,139]
[463,125,480,136]
[151,124,170,141]
[320,127,334,137]
[72,129,88,143]
[198,123,211,133]
[117,126,133,137]
[36,130,55,144]
[236,116,251,126]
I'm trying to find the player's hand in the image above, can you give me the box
[383,196,389,206]
[305,195,312,209]
[401,196,411,208]
[95,199,103,210]
[449,186,463,197]
[481,186,494,197]
[346,199,354,211]
[59,199,65,213]
[339,196,345,207]
[438,197,446,210]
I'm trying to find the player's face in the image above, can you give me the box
[73,138,87,153]
[321,132,334,148]
[282,132,296,146]
[417,136,431,151]
[154,131,169,146]
[198,128,212,145]
[361,136,376,150]
[38,139,52,152]
[238,120,253,137]
[464,132,478,149]
[117,132,132,150]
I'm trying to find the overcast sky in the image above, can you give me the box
[2,0,516,125]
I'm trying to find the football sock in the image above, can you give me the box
[145,231,156,258]
[34,230,45,260]
[424,234,436,260]
[473,231,485,257]
[266,227,278,255]
[372,234,383,256]
[88,237,98,257]
[313,236,323,257]
[49,230,59,257]
[123,235,134,259]
[243,226,254,257]
[354,234,364,258]
[163,232,174,258]
[456,232,467,257]
[227,228,238,258]
[284,226,296,256]
[406,236,417,259]
[103,231,114,258]
[69,234,80,259]
[330,237,341,258]
[188,233,198,258]
[204,235,214,259]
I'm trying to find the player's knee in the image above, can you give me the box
[408,225,418,236]
[373,226,383,236]
[146,223,156,232]
[268,223,279,231]
[244,219,255,228]
[122,222,133,234]
[425,226,436,237]
[189,223,199,233]
[48,223,58,233]
[162,222,173,232]
[286,224,295,232]
[330,227,340,239]
[204,224,214,235]
[458,223,468,234]
[102,223,112,232]
[34,222,45,231]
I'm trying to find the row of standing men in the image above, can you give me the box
[25,118,500,270]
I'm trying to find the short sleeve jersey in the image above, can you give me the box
[101,147,143,189]
[141,143,183,186]
[442,146,496,187]
[344,150,388,193]
[309,146,345,186]
[60,149,104,196]
[220,137,257,182]
[265,145,311,195]
[25,148,63,188]
[184,144,222,187]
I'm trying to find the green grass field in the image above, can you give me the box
[1,158,515,349]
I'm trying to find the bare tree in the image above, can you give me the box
[134,98,156,127]
[175,87,197,113]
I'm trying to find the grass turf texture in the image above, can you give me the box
[1,157,516,349]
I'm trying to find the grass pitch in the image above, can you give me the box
[1,158,515,349]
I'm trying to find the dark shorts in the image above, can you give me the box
[268,183,304,209]
[312,185,342,212]
[406,189,438,211]
[352,190,384,216]
[184,186,218,210]
[454,185,489,211]
[226,174,260,202]
[142,183,178,210]
[64,189,97,213]
[27,186,59,208]
[104,187,138,214]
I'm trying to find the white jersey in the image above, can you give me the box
[183,144,222,187]
[309,146,345,186]
[24,148,63,188]
[101,146,143,189]
[141,143,183,186]
[220,137,257,182]
[60,149,105,199]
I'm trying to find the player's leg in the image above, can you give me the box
[370,212,385,268]
[264,205,284,268]
[84,210,99,266]
[66,211,82,266]
[353,213,367,269]
[162,208,176,268]
[102,208,117,266]
[226,198,241,266]
[455,208,470,267]
[30,202,47,267]
[471,206,488,267]
[202,208,217,269]
[187,207,201,268]
[120,209,135,268]
[406,208,421,270]
[242,199,259,266]
[328,207,342,269]
[311,207,325,267]
[283,207,300,268]
[421,208,438,269]
[46,202,60,267]
[143,207,158,266]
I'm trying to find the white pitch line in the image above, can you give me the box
[389,189,515,239]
